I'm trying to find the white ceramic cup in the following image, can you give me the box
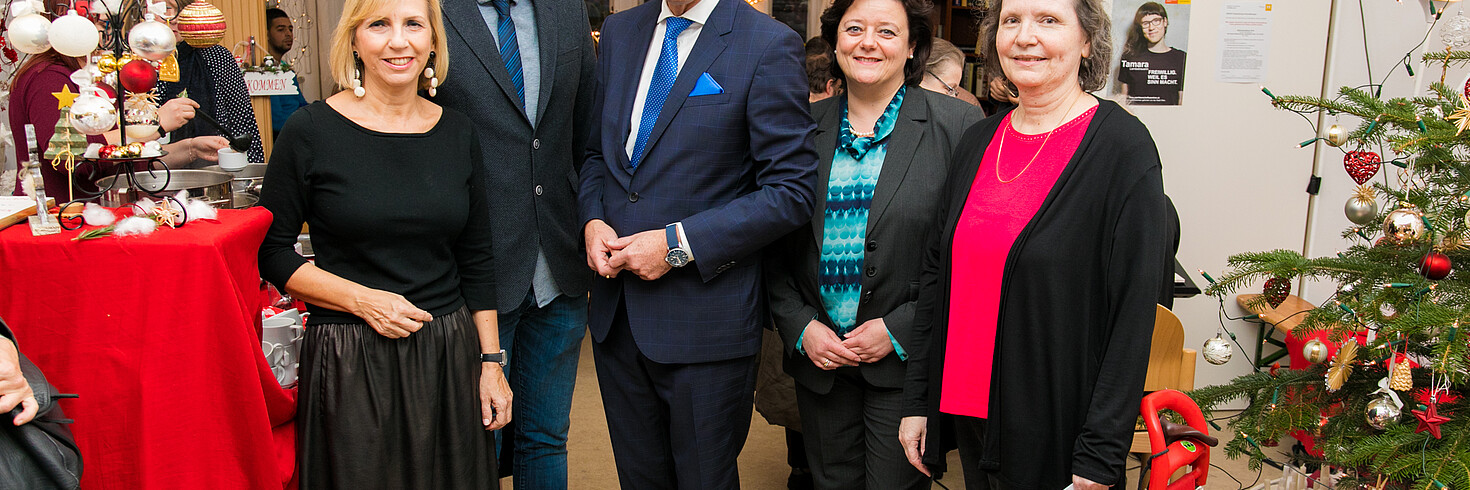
[218,148,247,171]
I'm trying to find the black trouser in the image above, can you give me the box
[954,415,1005,490]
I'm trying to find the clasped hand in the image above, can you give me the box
[584,220,672,280]
[802,318,894,370]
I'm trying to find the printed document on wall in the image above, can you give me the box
[1216,2,1272,83]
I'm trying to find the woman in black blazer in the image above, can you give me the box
[764,0,983,486]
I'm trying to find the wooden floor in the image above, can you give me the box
[554,336,1278,490]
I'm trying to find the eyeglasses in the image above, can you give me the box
[1140,17,1166,28]
[927,71,958,97]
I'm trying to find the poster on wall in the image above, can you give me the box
[1109,0,1191,106]
[1216,2,1272,83]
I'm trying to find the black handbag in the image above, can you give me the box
[0,321,81,490]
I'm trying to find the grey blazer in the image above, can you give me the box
[436,0,597,310]
[766,88,984,393]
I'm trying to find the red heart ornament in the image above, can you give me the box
[1344,151,1380,185]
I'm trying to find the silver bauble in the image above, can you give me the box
[1202,334,1233,365]
[1345,196,1378,226]
[68,95,118,135]
[128,19,177,62]
[47,11,99,57]
[1324,125,1349,147]
[1383,207,1428,242]
[1364,394,1401,429]
[6,13,52,55]
[1302,339,1330,364]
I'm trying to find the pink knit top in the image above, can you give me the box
[940,105,1097,418]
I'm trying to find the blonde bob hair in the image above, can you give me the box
[328,0,450,92]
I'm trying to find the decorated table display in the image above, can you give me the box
[0,207,297,489]
[5,0,249,233]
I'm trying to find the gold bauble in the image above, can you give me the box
[1383,207,1428,242]
[97,54,120,73]
[1324,124,1349,147]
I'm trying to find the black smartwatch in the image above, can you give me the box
[481,350,507,367]
[665,224,690,268]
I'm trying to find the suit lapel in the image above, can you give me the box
[637,0,733,162]
[532,0,557,126]
[865,90,927,234]
[443,0,529,122]
[613,6,660,170]
[809,100,841,246]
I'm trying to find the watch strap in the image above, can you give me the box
[666,224,680,250]
[481,350,507,366]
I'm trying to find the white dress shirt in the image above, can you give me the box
[623,0,721,160]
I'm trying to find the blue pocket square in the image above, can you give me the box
[690,72,724,96]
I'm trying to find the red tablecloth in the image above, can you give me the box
[0,208,296,489]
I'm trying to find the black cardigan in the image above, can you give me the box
[902,99,1174,487]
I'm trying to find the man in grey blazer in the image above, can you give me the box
[435,0,596,487]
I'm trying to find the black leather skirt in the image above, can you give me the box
[296,306,497,489]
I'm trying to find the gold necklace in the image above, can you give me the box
[995,93,1084,184]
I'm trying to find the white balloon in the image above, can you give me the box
[6,13,51,54]
[48,11,100,57]
[69,95,118,135]
[95,0,123,14]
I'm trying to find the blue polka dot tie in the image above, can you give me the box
[490,0,525,110]
[631,16,693,168]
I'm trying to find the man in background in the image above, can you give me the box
[265,8,308,139]
[435,0,598,486]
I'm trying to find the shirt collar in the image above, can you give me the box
[658,0,718,29]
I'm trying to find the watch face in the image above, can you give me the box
[666,249,690,268]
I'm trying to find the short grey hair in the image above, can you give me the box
[978,0,1112,92]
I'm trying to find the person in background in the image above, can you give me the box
[1117,1,1185,105]
[8,47,226,198]
[434,0,596,484]
[578,0,819,485]
[266,8,309,139]
[898,0,1172,487]
[806,36,839,102]
[256,0,509,485]
[920,38,981,107]
[766,0,982,487]
[158,0,265,164]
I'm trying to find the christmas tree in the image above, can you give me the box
[1193,43,1470,485]
[43,105,88,162]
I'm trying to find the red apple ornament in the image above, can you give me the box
[1420,252,1452,280]
[119,59,158,93]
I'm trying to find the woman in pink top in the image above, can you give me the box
[896,0,1174,488]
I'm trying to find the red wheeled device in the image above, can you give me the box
[1140,389,1218,490]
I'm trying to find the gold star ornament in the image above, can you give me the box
[1447,93,1470,136]
[52,85,79,109]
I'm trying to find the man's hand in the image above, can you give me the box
[841,318,895,363]
[584,220,620,278]
[607,229,672,280]
[0,338,38,426]
[899,416,931,477]
[801,320,861,370]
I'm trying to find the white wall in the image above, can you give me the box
[1111,0,1333,403]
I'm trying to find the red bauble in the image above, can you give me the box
[119,59,159,93]
[1263,276,1290,308]
[1343,150,1380,185]
[1419,252,1452,280]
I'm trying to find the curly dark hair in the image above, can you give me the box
[819,0,934,86]
[978,0,1112,93]
[1123,2,1167,59]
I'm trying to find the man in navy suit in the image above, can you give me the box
[578,0,817,485]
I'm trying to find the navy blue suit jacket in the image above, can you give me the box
[579,0,818,364]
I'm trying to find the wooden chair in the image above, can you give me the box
[1236,293,1316,369]
[1129,305,1198,455]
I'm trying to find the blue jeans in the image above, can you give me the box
[495,292,587,489]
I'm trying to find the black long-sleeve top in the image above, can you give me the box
[257,102,495,326]
[903,99,1174,487]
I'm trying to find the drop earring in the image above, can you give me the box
[424,51,438,97]
[352,51,366,98]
